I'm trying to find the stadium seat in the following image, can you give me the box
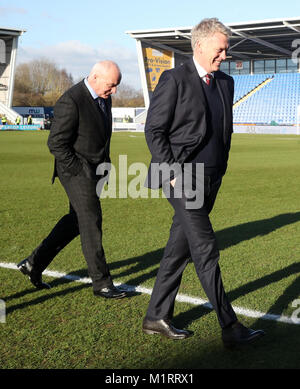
[233,73,300,125]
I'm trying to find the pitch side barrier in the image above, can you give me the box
[233,125,300,135]
[0,125,41,131]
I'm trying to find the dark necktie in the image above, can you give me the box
[97,97,107,117]
[205,74,212,85]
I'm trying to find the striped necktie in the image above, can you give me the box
[97,97,107,117]
[205,74,212,85]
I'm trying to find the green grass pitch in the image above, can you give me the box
[0,130,300,369]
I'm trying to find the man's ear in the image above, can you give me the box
[195,40,202,54]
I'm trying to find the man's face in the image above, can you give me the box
[92,67,121,99]
[195,32,229,73]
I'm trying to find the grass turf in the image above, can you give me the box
[0,130,300,369]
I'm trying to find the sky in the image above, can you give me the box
[1,0,300,90]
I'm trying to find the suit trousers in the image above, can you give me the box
[27,161,113,292]
[145,177,237,329]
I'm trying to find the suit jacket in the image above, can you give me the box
[144,58,234,189]
[47,80,112,182]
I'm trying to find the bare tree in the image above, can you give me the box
[13,58,74,106]
[13,60,144,108]
[112,83,145,107]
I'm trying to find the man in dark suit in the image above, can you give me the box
[18,60,127,299]
[142,18,265,347]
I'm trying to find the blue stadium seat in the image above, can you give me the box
[233,73,300,125]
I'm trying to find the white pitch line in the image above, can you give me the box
[0,261,298,325]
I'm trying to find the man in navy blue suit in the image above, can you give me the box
[142,18,265,347]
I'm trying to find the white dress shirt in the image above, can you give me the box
[192,57,214,83]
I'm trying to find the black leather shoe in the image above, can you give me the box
[17,258,51,290]
[94,285,127,299]
[142,318,193,340]
[222,321,265,348]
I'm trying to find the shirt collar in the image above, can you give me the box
[192,57,214,79]
[84,77,98,100]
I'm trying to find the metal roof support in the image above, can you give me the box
[140,39,191,56]
[231,29,292,56]
[135,39,150,108]
[283,21,300,33]
[8,36,19,108]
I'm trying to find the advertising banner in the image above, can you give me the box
[0,125,40,131]
[235,61,243,70]
[142,47,173,92]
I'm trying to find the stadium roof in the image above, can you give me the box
[126,17,300,60]
[0,26,26,37]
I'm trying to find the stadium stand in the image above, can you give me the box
[128,18,300,131]
[233,74,271,103]
[233,73,300,125]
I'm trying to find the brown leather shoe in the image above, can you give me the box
[142,318,193,340]
[222,321,265,348]
[18,258,51,290]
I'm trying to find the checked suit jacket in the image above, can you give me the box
[47,79,112,183]
[144,58,234,189]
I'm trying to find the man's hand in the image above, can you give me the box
[170,178,176,188]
